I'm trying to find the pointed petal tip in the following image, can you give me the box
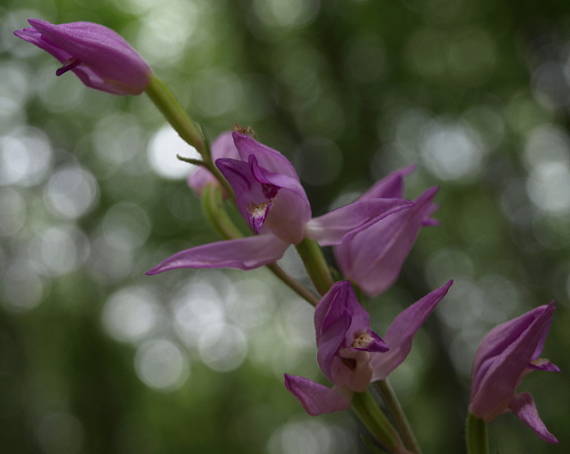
[401,163,417,175]
[144,266,162,276]
[422,185,440,199]
[27,18,50,30]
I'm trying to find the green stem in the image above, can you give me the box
[294,238,334,295]
[352,391,407,454]
[375,380,422,454]
[266,263,320,306]
[465,413,489,454]
[204,160,235,203]
[201,185,318,305]
[145,75,206,155]
[201,185,243,239]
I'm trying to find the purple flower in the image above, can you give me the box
[187,131,239,197]
[334,184,439,297]
[469,303,559,443]
[147,133,411,275]
[14,19,151,95]
[284,280,452,415]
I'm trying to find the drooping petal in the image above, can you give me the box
[335,187,438,297]
[188,131,239,196]
[305,199,413,246]
[283,374,352,416]
[509,393,558,443]
[359,165,416,200]
[469,303,556,421]
[15,19,150,95]
[232,132,299,179]
[371,281,453,381]
[145,234,289,275]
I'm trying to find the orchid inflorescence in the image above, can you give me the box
[14,18,560,454]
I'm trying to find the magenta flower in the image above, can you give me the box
[469,303,559,443]
[284,280,452,415]
[334,185,439,297]
[187,131,240,196]
[14,19,151,95]
[147,133,411,275]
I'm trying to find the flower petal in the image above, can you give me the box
[315,281,387,389]
[250,156,311,244]
[283,374,352,416]
[145,234,289,275]
[232,132,299,179]
[371,280,453,381]
[509,393,558,443]
[359,165,416,200]
[469,303,556,420]
[305,198,412,246]
[335,187,439,296]
[18,19,150,95]
[216,158,277,234]
[217,156,311,243]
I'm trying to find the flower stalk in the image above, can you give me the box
[465,413,488,454]
[375,379,422,454]
[294,237,334,295]
[352,390,408,454]
[145,75,206,154]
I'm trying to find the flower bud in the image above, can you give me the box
[14,19,151,95]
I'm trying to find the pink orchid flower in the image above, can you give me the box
[284,280,453,415]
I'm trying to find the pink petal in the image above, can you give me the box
[232,132,299,179]
[251,156,311,244]
[335,187,438,297]
[371,280,453,381]
[315,282,387,388]
[284,374,352,416]
[359,165,416,200]
[19,19,150,95]
[469,303,556,420]
[145,234,289,275]
[509,393,558,443]
[305,198,412,246]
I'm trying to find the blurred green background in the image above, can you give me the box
[1,0,569,453]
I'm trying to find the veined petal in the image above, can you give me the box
[359,165,416,200]
[145,234,288,275]
[305,198,412,246]
[283,374,352,416]
[509,393,558,443]
[232,132,299,179]
[371,281,453,381]
[335,186,438,296]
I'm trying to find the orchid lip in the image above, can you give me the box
[352,331,374,349]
